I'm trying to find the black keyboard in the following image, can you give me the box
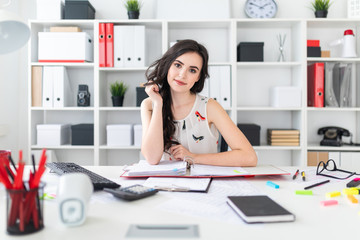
[46,162,120,190]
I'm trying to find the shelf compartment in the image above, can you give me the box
[236,20,303,62]
[99,71,146,108]
[307,111,359,146]
[167,20,231,62]
[236,66,302,108]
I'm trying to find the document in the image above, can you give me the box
[143,177,212,192]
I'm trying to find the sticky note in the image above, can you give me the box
[320,200,338,206]
[343,188,359,195]
[347,194,358,204]
[326,191,341,198]
[266,181,279,189]
[295,190,313,195]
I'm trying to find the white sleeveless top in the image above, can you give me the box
[163,94,219,160]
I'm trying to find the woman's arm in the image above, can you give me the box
[140,85,164,165]
[170,99,257,167]
[198,99,257,166]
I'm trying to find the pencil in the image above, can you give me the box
[304,180,330,190]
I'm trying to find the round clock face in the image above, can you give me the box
[245,0,278,18]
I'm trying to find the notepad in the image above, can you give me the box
[227,195,296,223]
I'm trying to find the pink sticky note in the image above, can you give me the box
[353,178,360,181]
[320,200,338,206]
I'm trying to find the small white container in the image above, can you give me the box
[38,32,93,62]
[37,124,70,146]
[270,87,301,108]
[107,124,133,146]
[37,0,64,20]
[134,124,142,147]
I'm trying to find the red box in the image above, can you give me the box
[307,40,320,47]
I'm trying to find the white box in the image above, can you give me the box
[107,124,133,146]
[37,124,70,146]
[38,32,93,62]
[270,87,301,108]
[134,124,142,147]
[37,0,64,20]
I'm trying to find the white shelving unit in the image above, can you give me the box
[28,18,360,167]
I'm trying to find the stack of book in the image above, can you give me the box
[267,129,300,146]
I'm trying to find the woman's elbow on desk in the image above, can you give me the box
[141,150,161,165]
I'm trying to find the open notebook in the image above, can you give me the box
[121,160,290,178]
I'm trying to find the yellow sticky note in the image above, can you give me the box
[347,194,358,204]
[343,188,359,195]
[326,191,341,198]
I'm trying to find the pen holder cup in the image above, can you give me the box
[6,182,45,235]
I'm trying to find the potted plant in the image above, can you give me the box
[110,81,128,107]
[124,0,142,19]
[311,0,332,18]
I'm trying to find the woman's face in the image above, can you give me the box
[167,52,202,94]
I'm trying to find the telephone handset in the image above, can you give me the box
[318,126,350,146]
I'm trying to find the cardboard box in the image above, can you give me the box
[237,124,261,146]
[37,0,64,20]
[50,26,82,32]
[37,124,70,146]
[38,32,93,62]
[307,151,329,166]
[321,50,330,58]
[64,0,96,19]
[270,86,301,108]
[71,124,94,145]
[237,42,264,62]
[107,124,133,146]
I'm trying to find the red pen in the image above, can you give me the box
[292,169,299,180]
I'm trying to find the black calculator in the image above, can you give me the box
[104,184,158,201]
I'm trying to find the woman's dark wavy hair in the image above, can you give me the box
[145,39,209,151]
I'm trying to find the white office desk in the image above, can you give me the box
[0,166,359,240]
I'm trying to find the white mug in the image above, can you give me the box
[57,173,93,227]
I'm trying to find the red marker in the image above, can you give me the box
[292,169,299,180]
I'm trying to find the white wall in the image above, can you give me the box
[0,0,348,159]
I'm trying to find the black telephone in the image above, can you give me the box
[318,126,350,146]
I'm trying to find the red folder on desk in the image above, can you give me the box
[105,23,114,67]
[99,23,106,67]
[307,62,324,107]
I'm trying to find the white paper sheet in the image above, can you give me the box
[144,177,212,192]
[155,179,261,224]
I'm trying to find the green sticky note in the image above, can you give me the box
[295,190,313,195]
[233,170,241,173]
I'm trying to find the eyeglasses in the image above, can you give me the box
[316,159,360,180]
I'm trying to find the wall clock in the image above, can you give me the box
[245,0,278,18]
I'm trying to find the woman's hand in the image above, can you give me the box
[145,82,162,106]
[169,144,194,161]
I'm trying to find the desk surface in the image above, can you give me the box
[0,166,359,240]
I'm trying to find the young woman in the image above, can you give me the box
[141,39,257,167]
